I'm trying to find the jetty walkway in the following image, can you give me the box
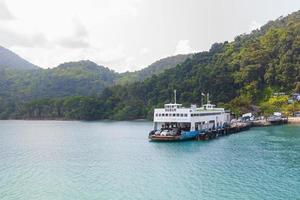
[196,122,250,141]
[196,117,290,141]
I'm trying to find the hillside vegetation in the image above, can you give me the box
[0,54,190,100]
[1,10,300,120]
[0,54,191,119]
[0,60,117,101]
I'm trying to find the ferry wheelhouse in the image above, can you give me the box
[149,94,231,141]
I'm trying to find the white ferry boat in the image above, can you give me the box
[149,92,231,141]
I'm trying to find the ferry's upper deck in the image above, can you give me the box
[154,103,227,123]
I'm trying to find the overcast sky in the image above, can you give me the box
[0,0,299,72]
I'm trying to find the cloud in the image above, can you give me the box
[0,27,48,48]
[249,21,262,32]
[139,47,150,55]
[57,38,90,49]
[0,0,146,71]
[57,20,90,49]
[11,43,136,72]
[108,0,142,17]
[174,40,194,55]
[73,19,89,38]
[0,0,48,48]
[94,44,137,71]
[0,1,14,20]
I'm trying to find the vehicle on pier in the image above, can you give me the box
[148,91,231,141]
[267,112,288,125]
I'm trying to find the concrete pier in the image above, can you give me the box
[196,122,251,141]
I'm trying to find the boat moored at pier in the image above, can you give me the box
[149,92,231,141]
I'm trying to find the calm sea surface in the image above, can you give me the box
[0,120,299,200]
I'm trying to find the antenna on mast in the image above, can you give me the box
[207,93,210,104]
[174,90,177,104]
[201,92,205,106]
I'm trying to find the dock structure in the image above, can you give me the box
[149,122,252,142]
[196,122,251,141]
[252,118,288,127]
[149,116,290,142]
[194,117,290,141]
[194,116,291,141]
[287,117,300,124]
[148,91,289,142]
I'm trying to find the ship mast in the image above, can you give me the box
[201,92,205,106]
[174,90,177,104]
[207,93,210,104]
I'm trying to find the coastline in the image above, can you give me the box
[1,117,300,125]
[0,118,150,122]
[287,117,300,124]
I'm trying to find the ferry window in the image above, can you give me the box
[184,114,187,117]
[173,114,176,117]
[166,114,168,116]
[159,114,161,116]
[155,114,158,117]
[180,114,183,117]
[162,114,165,116]
[191,114,193,117]
[176,114,179,116]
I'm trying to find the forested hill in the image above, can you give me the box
[3,10,300,120]
[0,46,39,70]
[0,52,191,101]
[0,60,118,101]
[0,52,192,119]
[73,9,299,120]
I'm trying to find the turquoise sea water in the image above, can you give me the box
[0,120,299,200]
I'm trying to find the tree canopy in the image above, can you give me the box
[1,10,300,120]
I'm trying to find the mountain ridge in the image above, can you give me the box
[0,49,192,114]
[1,10,300,119]
[0,46,39,70]
[117,54,193,84]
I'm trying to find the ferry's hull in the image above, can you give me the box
[149,131,200,142]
